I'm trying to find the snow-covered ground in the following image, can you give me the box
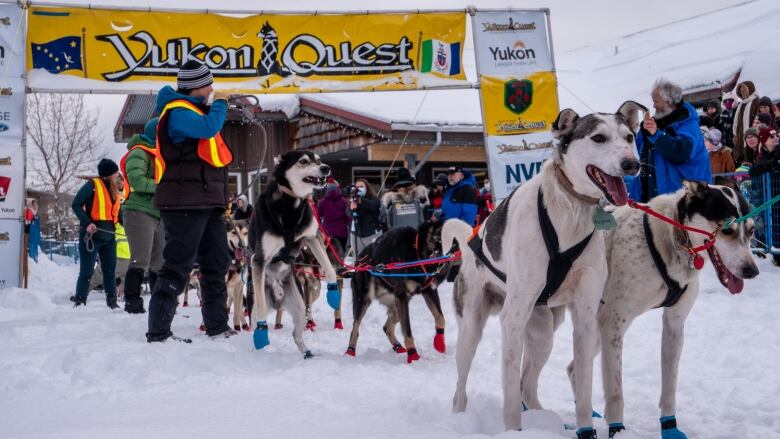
[1,255,779,439]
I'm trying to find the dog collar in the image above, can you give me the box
[553,163,601,205]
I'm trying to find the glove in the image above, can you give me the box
[253,321,269,350]
[326,282,341,311]
[213,90,232,102]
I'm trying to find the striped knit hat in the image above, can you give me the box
[177,60,213,91]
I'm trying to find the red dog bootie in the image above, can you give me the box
[392,343,407,354]
[406,348,421,363]
[233,325,241,331]
[274,323,284,330]
[198,324,206,332]
[334,318,344,330]
[241,323,251,331]
[305,319,317,331]
[345,346,356,357]
[433,328,446,353]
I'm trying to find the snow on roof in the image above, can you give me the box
[302,0,778,126]
[250,94,300,119]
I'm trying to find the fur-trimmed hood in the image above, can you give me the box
[382,184,429,208]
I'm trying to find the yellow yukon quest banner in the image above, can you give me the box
[480,72,559,136]
[27,7,467,93]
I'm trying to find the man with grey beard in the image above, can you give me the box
[628,78,712,202]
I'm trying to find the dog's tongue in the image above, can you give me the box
[725,272,744,295]
[603,174,629,206]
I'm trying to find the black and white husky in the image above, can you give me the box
[249,150,339,353]
[443,102,645,437]
[523,181,759,438]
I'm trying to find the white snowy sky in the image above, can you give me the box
[44,0,747,161]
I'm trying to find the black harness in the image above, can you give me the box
[642,214,688,308]
[469,189,594,306]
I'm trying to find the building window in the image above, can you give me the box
[247,169,267,203]
[228,172,242,200]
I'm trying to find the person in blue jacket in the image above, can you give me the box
[629,79,712,202]
[436,165,478,226]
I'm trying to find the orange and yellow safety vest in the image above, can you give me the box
[90,178,120,224]
[120,144,164,200]
[158,99,233,170]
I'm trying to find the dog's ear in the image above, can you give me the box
[616,101,647,134]
[552,109,579,139]
[682,180,710,198]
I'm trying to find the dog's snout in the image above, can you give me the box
[741,263,759,279]
[620,158,641,176]
[320,164,331,176]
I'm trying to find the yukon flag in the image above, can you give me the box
[420,39,461,76]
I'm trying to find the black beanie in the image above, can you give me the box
[759,96,774,108]
[177,60,214,91]
[98,159,119,177]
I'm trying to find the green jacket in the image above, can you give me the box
[122,134,160,219]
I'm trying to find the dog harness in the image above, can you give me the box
[469,189,594,306]
[642,214,688,308]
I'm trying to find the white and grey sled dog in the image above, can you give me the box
[521,181,759,439]
[248,150,340,354]
[443,102,645,437]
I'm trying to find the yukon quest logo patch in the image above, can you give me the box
[504,79,533,115]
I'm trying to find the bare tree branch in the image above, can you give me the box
[26,94,105,239]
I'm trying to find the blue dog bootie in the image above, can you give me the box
[576,427,598,439]
[608,422,625,438]
[253,321,270,350]
[326,282,341,311]
[660,416,688,439]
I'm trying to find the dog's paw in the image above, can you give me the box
[233,325,241,331]
[406,348,421,363]
[334,318,343,330]
[660,417,687,439]
[253,321,270,350]
[345,346,356,357]
[182,302,188,307]
[241,323,250,332]
[326,283,341,311]
[608,423,625,438]
[198,324,206,332]
[274,323,284,330]
[303,350,314,359]
[305,319,317,331]
[433,328,446,353]
[392,343,406,354]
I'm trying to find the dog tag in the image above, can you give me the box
[593,206,617,230]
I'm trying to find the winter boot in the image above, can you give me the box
[123,267,146,314]
[209,328,238,339]
[106,295,120,310]
[69,295,86,307]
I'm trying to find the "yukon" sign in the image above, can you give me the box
[26,7,467,93]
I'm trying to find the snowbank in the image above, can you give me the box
[1,255,780,438]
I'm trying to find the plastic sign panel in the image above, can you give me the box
[0,144,24,219]
[472,10,553,77]
[27,7,468,93]
[486,132,554,199]
[472,9,558,203]
[0,218,22,289]
[480,72,559,136]
[1,4,26,142]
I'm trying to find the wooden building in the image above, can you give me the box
[114,90,490,198]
